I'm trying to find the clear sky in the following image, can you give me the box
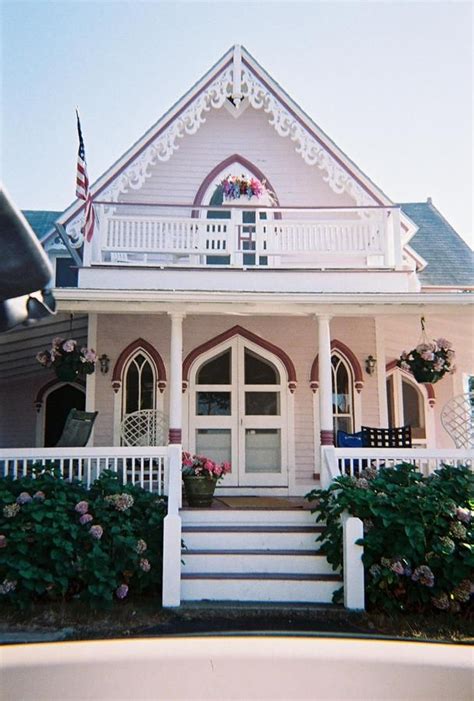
[1,0,472,245]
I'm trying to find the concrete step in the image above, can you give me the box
[182,549,337,575]
[181,508,318,528]
[181,573,341,604]
[181,525,323,551]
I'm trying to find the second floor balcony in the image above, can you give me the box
[82,203,404,271]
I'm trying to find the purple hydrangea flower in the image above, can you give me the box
[135,539,147,554]
[139,558,151,573]
[456,507,471,524]
[80,513,93,525]
[75,501,89,515]
[0,535,7,548]
[116,584,128,599]
[16,492,32,505]
[90,525,103,540]
[412,565,435,588]
[33,491,45,501]
[390,561,405,575]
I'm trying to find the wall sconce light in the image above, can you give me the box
[365,355,377,376]
[98,353,110,375]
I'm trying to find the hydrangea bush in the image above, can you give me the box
[0,464,166,608]
[306,463,473,613]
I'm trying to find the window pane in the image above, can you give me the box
[334,416,352,434]
[196,392,231,415]
[125,363,139,414]
[141,362,154,410]
[386,376,395,427]
[402,379,425,438]
[245,350,279,384]
[245,429,281,473]
[245,392,280,415]
[197,350,231,384]
[196,429,231,466]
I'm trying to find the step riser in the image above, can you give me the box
[181,578,339,604]
[181,510,318,527]
[182,531,321,550]
[182,553,336,575]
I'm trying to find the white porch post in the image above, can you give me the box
[318,315,337,488]
[162,311,185,607]
[318,315,333,447]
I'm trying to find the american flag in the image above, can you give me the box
[76,110,95,242]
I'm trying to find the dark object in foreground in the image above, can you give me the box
[0,186,55,331]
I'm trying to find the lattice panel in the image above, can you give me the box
[121,410,168,447]
[441,393,474,449]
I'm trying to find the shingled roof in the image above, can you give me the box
[401,201,474,287]
[22,210,61,241]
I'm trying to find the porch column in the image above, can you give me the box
[168,312,185,444]
[162,311,185,607]
[318,314,333,446]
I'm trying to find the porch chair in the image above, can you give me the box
[55,409,98,448]
[361,425,412,448]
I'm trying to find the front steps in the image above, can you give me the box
[180,508,341,604]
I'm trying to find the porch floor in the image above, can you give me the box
[181,496,314,510]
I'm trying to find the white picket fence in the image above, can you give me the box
[0,447,170,495]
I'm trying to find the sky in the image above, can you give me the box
[1,0,472,246]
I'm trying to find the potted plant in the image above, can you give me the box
[36,337,97,382]
[397,337,455,384]
[182,451,231,507]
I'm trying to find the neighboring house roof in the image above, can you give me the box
[22,210,61,241]
[400,201,474,287]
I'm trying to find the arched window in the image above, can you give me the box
[123,351,156,415]
[386,371,426,442]
[332,352,354,434]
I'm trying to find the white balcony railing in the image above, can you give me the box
[86,203,403,269]
[0,447,169,495]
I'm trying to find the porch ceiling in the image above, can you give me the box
[0,314,88,383]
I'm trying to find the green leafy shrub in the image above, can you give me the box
[306,463,473,613]
[0,464,167,609]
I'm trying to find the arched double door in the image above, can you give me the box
[189,337,288,487]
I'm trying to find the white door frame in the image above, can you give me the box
[188,336,289,488]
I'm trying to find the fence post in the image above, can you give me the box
[162,443,182,607]
[321,446,339,488]
[342,512,365,610]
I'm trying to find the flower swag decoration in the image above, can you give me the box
[182,451,231,481]
[397,319,455,384]
[36,337,97,382]
[220,174,267,201]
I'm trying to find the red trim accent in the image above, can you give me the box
[192,154,281,217]
[241,57,385,207]
[169,428,182,444]
[310,339,364,392]
[386,360,435,404]
[112,338,167,387]
[34,377,85,407]
[182,325,297,387]
[320,430,334,446]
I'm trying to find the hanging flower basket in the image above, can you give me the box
[397,320,455,385]
[220,174,267,201]
[182,451,231,507]
[36,337,96,382]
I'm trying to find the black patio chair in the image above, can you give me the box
[55,409,98,447]
[361,425,412,448]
